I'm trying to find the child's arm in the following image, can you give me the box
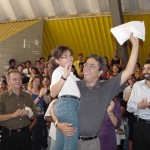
[51,62,72,98]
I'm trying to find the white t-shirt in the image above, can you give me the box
[50,66,80,98]
[44,100,56,140]
[127,80,150,120]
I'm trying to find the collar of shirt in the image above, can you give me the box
[140,80,150,89]
[58,66,64,70]
[8,88,26,97]
[79,80,101,89]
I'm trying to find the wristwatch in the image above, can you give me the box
[61,75,67,81]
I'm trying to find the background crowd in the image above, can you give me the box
[0,50,149,150]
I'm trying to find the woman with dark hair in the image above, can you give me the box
[134,62,143,81]
[50,45,80,150]
[0,80,8,93]
[99,97,122,150]
[110,64,121,78]
[27,67,40,78]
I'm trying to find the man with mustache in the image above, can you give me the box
[127,59,150,150]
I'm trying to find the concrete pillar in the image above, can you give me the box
[108,0,128,66]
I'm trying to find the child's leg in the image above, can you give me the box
[64,128,79,150]
[54,98,80,150]
[51,128,64,150]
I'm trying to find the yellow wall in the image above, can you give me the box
[42,15,116,62]
[42,14,150,65]
[0,19,41,42]
[124,14,150,65]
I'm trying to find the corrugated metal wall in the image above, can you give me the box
[42,14,150,65]
[42,15,116,61]
[124,14,150,65]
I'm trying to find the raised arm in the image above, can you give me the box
[120,33,139,85]
[50,62,72,98]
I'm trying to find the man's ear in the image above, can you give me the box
[98,70,104,77]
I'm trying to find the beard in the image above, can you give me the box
[143,73,150,81]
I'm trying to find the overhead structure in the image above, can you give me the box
[0,0,149,22]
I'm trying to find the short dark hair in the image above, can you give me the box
[52,45,73,60]
[26,60,31,65]
[78,53,83,57]
[0,80,7,85]
[9,59,16,65]
[144,59,150,65]
[87,54,106,71]
[22,76,29,84]
[79,62,84,66]
[39,57,45,61]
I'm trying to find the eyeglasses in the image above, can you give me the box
[83,63,99,70]
[11,78,22,82]
[60,55,73,59]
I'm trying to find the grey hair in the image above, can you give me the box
[87,54,106,71]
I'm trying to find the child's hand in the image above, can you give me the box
[64,62,73,78]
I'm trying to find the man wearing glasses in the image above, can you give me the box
[51,33,139,150]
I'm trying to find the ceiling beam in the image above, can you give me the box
[63,0,77,15]
[0,0,16,20]
[17,0,35,18]
[39,0,55,17]
[87,0,100,13]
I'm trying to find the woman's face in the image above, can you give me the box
[0,81,6,89]
[18,66,23,73]
[43,78,50,87]
[135,64,140,71]
[43,67,48,74]
[56,50,73,68]
[31,69,37,75]
[112,65,119,73]
[32,78,41,88]
[128,76,136,85]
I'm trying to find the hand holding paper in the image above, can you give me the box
[25,106,33,118]
[110,21,145,45]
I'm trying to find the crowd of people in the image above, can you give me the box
[0,33,149,150]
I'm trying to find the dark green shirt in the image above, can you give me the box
[0,89,36,129]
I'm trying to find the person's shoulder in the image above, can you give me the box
[0,90,8,96]
[74,59,79,63]
[124,85,131,90]
[52,66,62,73]
[2,89,11,95]
[77,80,82,83]
[134,80,145,86]
[76,80,83,86]
[0,90,9,102]
[99,79,109,87]
[22,90,32,97]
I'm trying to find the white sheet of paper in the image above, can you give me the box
[25,106,33,118]
[110,21,145,45]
